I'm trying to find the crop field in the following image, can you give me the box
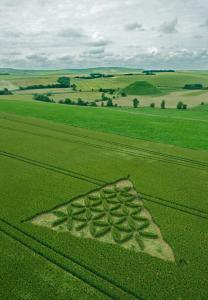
[1,89,208,299]
[0,70,208,108]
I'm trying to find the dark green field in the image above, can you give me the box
[1,69,208,300]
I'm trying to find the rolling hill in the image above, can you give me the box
[122,81,162,95]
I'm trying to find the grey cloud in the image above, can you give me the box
[58,28,86,38]
[159,18,178,34]
[200,18,208,27]
[87,39,111,47]
[125,22,145,31]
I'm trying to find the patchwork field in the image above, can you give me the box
[0,69,208,108]
[1,94,208,299]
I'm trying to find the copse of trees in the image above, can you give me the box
[33,94,54,103]
[99,88,115,94]
[74,73,114,80]
[57,76,71,87]
[184,84,203,90]
[133,98,139,108]
[59,98,97,107]
[20,76,71,90]
[177,101,187,110]
[0,88,13,95]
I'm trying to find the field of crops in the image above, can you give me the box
[1,92,208,299]
[0,70,208,108]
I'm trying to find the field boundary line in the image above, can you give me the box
[0,218,143,300]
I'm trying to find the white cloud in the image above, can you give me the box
[0,0,207,69]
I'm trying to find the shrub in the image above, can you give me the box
[150,103,155,108]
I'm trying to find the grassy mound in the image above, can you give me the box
[122,81,161,95]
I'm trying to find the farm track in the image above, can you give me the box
[1,117,208,172]
[0,218,143,300]
[1,150,208,221]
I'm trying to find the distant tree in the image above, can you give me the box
[71,83,77,91]
[65,98,72,105]
[101,101,104,107]
[177,101,183,109]
[133,98,139,108]
[90,101,97,107]
[106,99,113,107]
[114,103,118,107]
[57,76,71,87]
[201,102,204,105]
[101,92,109,101]
[161,100,165,109]
[182,104,187,110]
[121,92,127,97]
[150,102,155,108]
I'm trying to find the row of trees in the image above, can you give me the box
[20,77,71,90]
[132,98,188,109]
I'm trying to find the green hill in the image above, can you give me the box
[122,81,161,95]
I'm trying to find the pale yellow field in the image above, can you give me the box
[114,90,208,108]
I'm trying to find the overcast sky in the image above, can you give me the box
[0,0,208,69]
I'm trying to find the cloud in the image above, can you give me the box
[200,18,208,27]
[125,22,145,31]
[159,18,178,34]
[58,28,86,38]
[87,32,111,47]
[0,0,208,69]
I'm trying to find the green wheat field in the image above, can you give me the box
[1,68,208,300]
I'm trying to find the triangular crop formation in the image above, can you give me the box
[31,179,175,262]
